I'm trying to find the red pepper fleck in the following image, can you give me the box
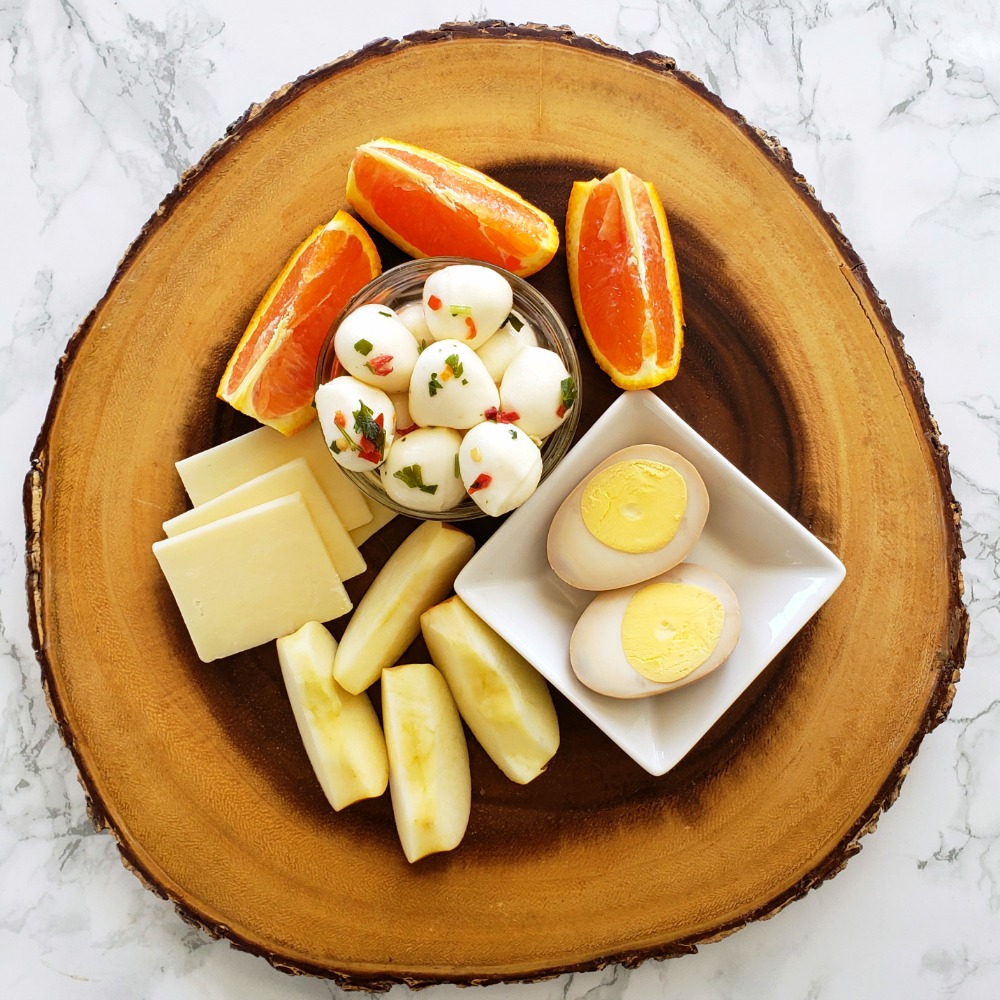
[427,295,442,310]
[334,410,347,428]
[468,473,492,494]
[366,353,394,376]
[396,423,419,436]
[556,404,566,418]
[464,316,477,339]
[484,406,520,424]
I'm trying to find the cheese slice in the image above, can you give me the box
[163,458,366,582]
[152,493,351,662]
[349,497,398,547]
[176,422,372,530]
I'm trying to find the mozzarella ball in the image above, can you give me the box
[547,444,709,590]
[379,427,466,513]
[395,300,432,346]
[422,264,513,349]
[315,376,395,471]
[408,339,499,430]
[499,346,577,439]
[333,303,419,394]
[459,420,543,517]
[570,564,740,698]
[389,391,417,435]
[475,311,538,382]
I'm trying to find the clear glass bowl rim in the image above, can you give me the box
[314,256,583,521]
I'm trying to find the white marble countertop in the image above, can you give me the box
[2,1,997,997]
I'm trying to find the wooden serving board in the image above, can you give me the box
[24,21,967,989]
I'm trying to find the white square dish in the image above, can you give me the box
[454,389,846,776]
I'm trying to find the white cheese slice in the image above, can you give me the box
[176,421,372,530]
[152,493,351,662]
[162,458,366,582]
[349,498,398,547]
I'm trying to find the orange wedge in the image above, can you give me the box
[346,137,559,277]
[218,211,381,435]
[565,167,684,389]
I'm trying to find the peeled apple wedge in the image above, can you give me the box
[381,662,472,863]
[333,521,475,695]
[421,596,560,784]
[276,621,388,811]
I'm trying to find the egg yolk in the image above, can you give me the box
[621,582,724,683]
[580,460,687,553]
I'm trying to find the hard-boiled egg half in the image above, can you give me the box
[570,563,741,699]
[547,444,709,590]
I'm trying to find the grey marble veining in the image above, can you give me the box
[2,1,998,998]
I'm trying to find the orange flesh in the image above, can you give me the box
[223,227,375,419]
[571,169,682,384]
[351,147,552,271]
[631,178,678,369]
[575,179,647,375]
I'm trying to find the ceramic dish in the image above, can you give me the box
[456,389,846,775]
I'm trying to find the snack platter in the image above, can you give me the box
[24,23,966,990]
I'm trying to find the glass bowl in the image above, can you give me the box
[315,257,582,521]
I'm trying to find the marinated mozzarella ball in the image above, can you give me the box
[422,264,513,349]
[389,391,417,435]
[333,303,419,394]
[395,300,432,346]
[408,339,499,430]
[475,311,538,382]
[380,427,466,513]
[499,346,577,439]
[315,376,396,472]
[459,420,543,517]
[570,563,740,699]
[547,444,709,590]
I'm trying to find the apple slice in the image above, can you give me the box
[381,662,471,863]
[421,596,560,784]
[276,621,388,811]
[334,521,475,695]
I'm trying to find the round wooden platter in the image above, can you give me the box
[24,21,967,989]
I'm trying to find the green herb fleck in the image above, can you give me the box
[354,338,373,356]
[418,339,428,353]
[560,376,577,412]
[428,373,444,397]
[509,428,518,439]
[353,400,385,455]
[449,304,472,317]
[378,309,393,318]
[504,312,524,332]
[444,353,464,379]
[393,464,438,495]
[454,454,461,478]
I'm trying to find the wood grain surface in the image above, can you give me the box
[24,21,967,989]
